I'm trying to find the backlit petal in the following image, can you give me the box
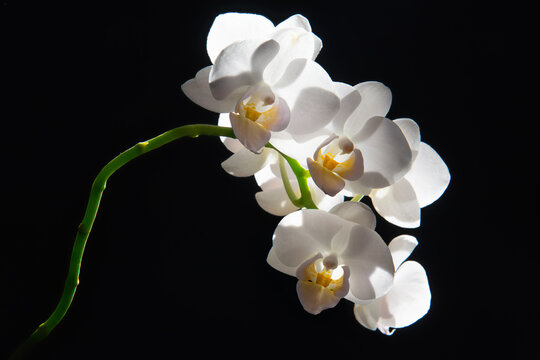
[221,147,271,177]
[255,184,299,216]
[206,13,275,63]
[374,261,431,333]
[371,178,421,228]
[328,201,377,230]
[388,235,418,270]
[229,113,271,153]
[181,66,246,114]
[352,116,412,189]
[273,59,339,136]
[307,158,346,196]
[404,142,450,208]
[210,39,279,100]
[394,118,421,161]
[340,226,395,303]
[343,81,392,136]
[272,209,346,268]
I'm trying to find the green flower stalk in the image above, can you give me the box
[10,124,316,359]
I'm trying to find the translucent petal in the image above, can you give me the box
[307,158,346,196]
[328,201,376,230]
[217,113,243,153]
[181,66,245,114]
[221,147,271,177]
[273,59,339,135]
[210,39,279,100]
[296,279,343,315]
[229,113,271,153]
[330,82,362,135]
[275,15,322,60]
[404,142,450,208]
[371,178,421,228]
[275,14,311,31]
[394,118,421,161]
[353,301,380,331]
[267,247,298,277]
[264,28,317,84]
[351,116,412,189]
[343,81,392,136]
[272,210,346,268]
[334,148,364,181]
[339,226,395,302]
[375,261,431,333]
[206,13,275,63]
[388,235,418,270]
[255,185,299,216]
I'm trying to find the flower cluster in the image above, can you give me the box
[182,13,450,335]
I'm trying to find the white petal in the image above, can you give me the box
[296,278,342,315]
[267,247,299,277]
[229,113,271,153]
[210,39,279,100]
[206,13,275,63]
[334,148,364,181]
[257,96,290,132]
[217,113,243,153]
[273,59,339,135]
[405,142,450,208]
[275,14,311,31]
[343,81,392,136]
[352,116,412,189]
[255,186,299,216]
[330,82,362,135]
[272,209,347,268]
[388,235,418,269]
[353,302,380,331]
[275,14,322,60]
[307,158,345,197]
[328,201,377,230]
[181,66,244,114]
[394,118,421,160]
[376,261,431,332]
[221,147,271,177]
[339,226,395,303]
[264,28,318,84]
[309,178,345,211]
[371,178,421,228]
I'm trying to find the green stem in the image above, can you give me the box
[351,194,364,202]
[266,144,317,210]
[277,155,301,207]
[11,124,318,359]
[10,124,236,359]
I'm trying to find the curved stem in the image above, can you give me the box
[277,155,301,207]
[10,124,235,359]
[266,144,318,210]
[11,124,318,359]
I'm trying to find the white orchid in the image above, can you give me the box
[271,81,413,197]
[268,202,395,315]
[353,235,431,335]
[358,118,451,228]
[182,13,339,154]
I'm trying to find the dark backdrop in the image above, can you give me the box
[1,1,534,359]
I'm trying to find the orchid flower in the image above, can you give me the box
[353,235,431,335]
[355,118,451,228]
[182,13,339,154]
[271,81,413,197]
[267,202,395,315]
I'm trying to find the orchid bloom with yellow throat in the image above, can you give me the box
[182,13,339,154]
[267,202,395,314]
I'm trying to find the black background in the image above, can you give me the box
[1,1,535,359]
